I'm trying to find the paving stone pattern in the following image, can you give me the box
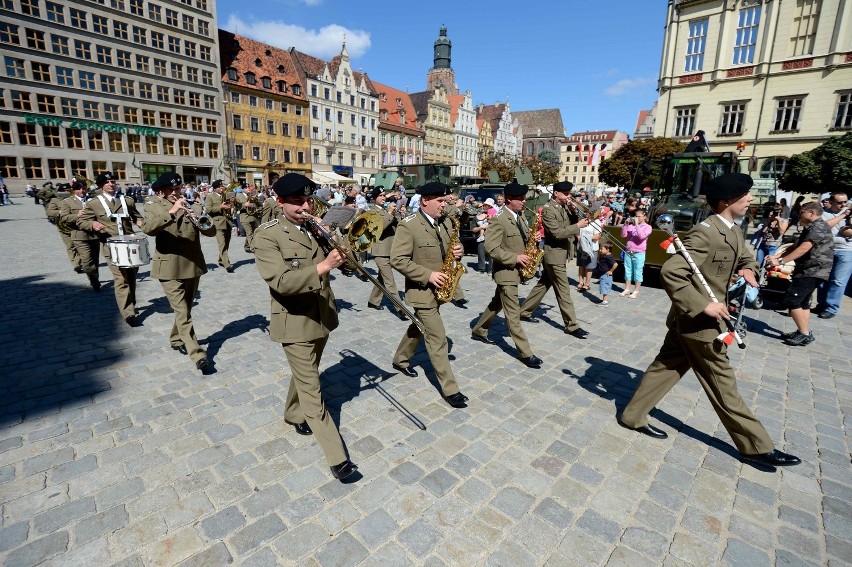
[0,202,850,566]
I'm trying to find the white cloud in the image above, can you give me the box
[223,15,371,59]
[604,77,655,96]
[299,0,323,5]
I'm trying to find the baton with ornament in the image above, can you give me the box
[657,214,746,349]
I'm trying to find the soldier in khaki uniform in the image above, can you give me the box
[519,181,590,338]
[441,197,468,307]
[390,182,468,408]
[142,172,216,371]
[620,173,800,468]
[61,180,101,290]
[237,187,261,252]
[471,182,543,369]
[253,173,358,482]
[366,188,405,319]
[78,172,145,327]
[204,180,234,273]
[47,183,82,274]
[260,194,281,224]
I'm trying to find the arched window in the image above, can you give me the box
[527,141,533,154]
[760,156,788,179]
[245,72,255,85]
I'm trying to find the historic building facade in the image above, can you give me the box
[561,130,630,190]
[410,87,454,165]
[476,102,520,158]
[0,0,224,185]
[292,42,380,185]
[218,31,311,187]
[655,0,851,177]
[448,92,478,178]
[514,108,565,160]
[371,79,425,168]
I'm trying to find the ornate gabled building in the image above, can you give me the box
[448,92,478,178]
[218,31,311,186]
[476,102,520,158]
[476,116,494,175]
[371,79,424,167]
[410,87,454,165]
[633,101,657,140]
[560,130,630,190]
[291,42,380,185]
[514,109,565,159]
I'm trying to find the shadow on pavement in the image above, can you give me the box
[0,275,123,427]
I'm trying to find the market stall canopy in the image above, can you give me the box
[312,171,357,184]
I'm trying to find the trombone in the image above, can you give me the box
[569,197,635,259]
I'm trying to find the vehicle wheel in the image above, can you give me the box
[735,320,748,339]
[752,296,764,310]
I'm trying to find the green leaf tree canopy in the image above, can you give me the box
[779,132,852,194]
[598,137,686,190]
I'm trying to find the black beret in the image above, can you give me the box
[57,183,71,191]
[152,172,182,191]
[271,172,316,198]
[704,173,753,202]
[211,180,223,189]
[95,171,115,186]
[417,181,449,197]
[42,181,54,187]
[369,187,384,202]
[553,181,573,193]
[503,181,528,197]
[70,181,87,191]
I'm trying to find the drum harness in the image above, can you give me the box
[95,194,131,237]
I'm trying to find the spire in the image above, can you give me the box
[341,33,349,60]
[432,25,451,70]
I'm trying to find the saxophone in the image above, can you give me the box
[435,215,467,303]
[519,208,544,282]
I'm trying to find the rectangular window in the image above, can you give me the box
[684,18,708,72]
[168,36,180,54]
[124,107,138,123]
[208,142,219,159]
[249,95,258,107]
[188,92,200,108]
[46,1,64,23]
[833,92,852,130]
[789,0,821,57]
[154,59,166,76]
[179,139,190,156]
[337,111,343,124]
[24,158,44,179]
[113,21,128,40]
[182,14,194,32]
[69,159,87,176]
[0,23,20,45]
[250,117,259,132]
[31,62,50,82]
[61,98,78,117]
[268,148,276,162]
[283,123,290,137]
[139,83,152,99]
[162,137,175,155]
[120,78,134,97]
[79,71,96,89]
[184,41,196,58]
[202,70,213,86]
[674,106,697,137]
[18,123,38,145]
[235,144,244,160]
[88,131,104,151]
[166,8,178,26]
[206,119,217,133]
[48,159,66,179]
[0,122,10,144]
[136,55,150,72]
[152,32,164,50]
[194,141,205,157]
[173,89,186,105]
[142,109,156,126]
[732,7,761,65]
[198,20,209,36]
[266,120,276,135]
[41,126,59,147]
[75,40,92,60]
[719,102,746,135]
[100,75,116,94]
[104,104,119,121]
[112,162,126,180]
[70,8,87,29]
[133,26,146,45]
[148,3,162,22]
[130,0,143,15]
[108,132,123,151]
[185,67,197,83]
[191,117,202,132]
[146,137,159,154]
[252,146,261,161]
[296,125,303,138]
[51,34,68,55]
[128,134,141,152]
[160,112,172,127]
[5,57,24,78]
[117,50,131,68]
[96,45,112,65]
[157,86,170,102]
[773,97,803,131]
[92,14,108,35]
[66,128,83,148]
[83,100,99,119]
[0,157,19,178]
[204,95,215,110]
[21,0,40,16]
[176,115,187,129]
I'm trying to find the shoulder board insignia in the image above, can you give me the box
[699,221,711,227]
[145,199,156,206]
[402,214,416,222]
[259,219,279,229]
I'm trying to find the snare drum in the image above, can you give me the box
[107,234,151,268]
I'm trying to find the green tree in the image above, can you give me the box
[598,137,686,189]
[479,152,560,186]
[779,132,852,194]
[479,151,518,182]
[538,149,559,164]
[523,155,560,186]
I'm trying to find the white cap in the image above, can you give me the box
[484,198,495,206]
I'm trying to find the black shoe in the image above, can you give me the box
[779,330,799,340]
[519,355,542,369]
[443,392,469,408]
[195,358,209,371]
[286,421,312,436]
[395,310,407,321]
[784,331,814,346]
[392,363,417,377]
[453,299,468,308]
[742,449,801,467]
[330,460,358,481]
[520,315,538,323]
[171,344,188,355]
[818,311,836,319]
[811,305,825,315]
[368,303,385,311]
[125,316,142,328]
[566,328,589,339]
[90,278,101,291]
[225,266,235,273]
[74,266,84,274]
[619,420,668,439]
[470,333,495,345]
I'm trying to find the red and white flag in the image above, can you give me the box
[577,139,584,162]
[716,331,736,346]
[660,236,676,254]
[587,143,598,166]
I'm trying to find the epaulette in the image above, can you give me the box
[145,199,157,206]
[402,214,416,223]
[259,219,279,229]
[699,221,711,228]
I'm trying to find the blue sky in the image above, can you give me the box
[216,0,668,136]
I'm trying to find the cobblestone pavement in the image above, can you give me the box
[0,201,850,566]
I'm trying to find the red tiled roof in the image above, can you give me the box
[447,94,465,128]
[218,31,306,101]
[476,103,506,138]
[566,130,620,142]
[371,79,424,136]
[634,110,649,132]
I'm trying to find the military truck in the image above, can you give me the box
[370,163,455,195]
[603,151,746,269]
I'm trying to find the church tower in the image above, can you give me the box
[426,25,458,95]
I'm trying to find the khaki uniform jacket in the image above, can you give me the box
[371,207,397,257]
[253,217,339,343]
[485,209,527,285]
[205,191,233,231]
[662,215,757,342]
[47,194,70,232]
[391,212,453,309]
[237,192,259,223]
[142,196,215,280]
[78,195,143,239]
[260,198,281,224]
[540,200,580,264]
[60,197,98,242]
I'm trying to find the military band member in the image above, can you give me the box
[441,196,468,307]
[253,173,357,482]
[61,180,101,290]
[37,181,57,212]
[619,174,800,468]
[390,182,469,408]
[367,188,405,320]
[260,195,282,225]
[238,187,260,252]
[205,180,235,273]
[471,182,543,369]
[78,172,145,327]
[519,181,590,338]
[142,172,216,372]
[47,183,82,274]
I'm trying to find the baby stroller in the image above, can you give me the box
[751,242,796,310]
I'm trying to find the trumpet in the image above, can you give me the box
[181,203,214,231]
[569,198,635,259]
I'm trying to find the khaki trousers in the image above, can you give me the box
[215,227,231,269]
[283,338,347,466]
[368,256,400,307]
[393,306,460,396]
[472,284,533,358]
[160,277,205,363]
[243,219,257,251]
[58,228,80,270]
[520,261,580,331]
[621,329,774,455]
[74,239,100,286]
[102,242,138,320]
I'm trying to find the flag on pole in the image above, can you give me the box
[577,138,584,162]
[660,236,677,254]
[590,144,602,167]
